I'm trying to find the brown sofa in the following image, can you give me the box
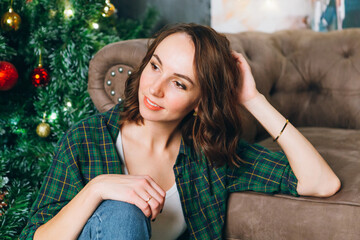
[88,29,360,239]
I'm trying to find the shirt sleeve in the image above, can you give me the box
[226,140,299,196]
[19,128,82,239]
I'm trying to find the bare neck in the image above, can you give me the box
[122,120,182,153]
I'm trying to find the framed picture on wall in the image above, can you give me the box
[211,0,312,33]
[320,0,360,30]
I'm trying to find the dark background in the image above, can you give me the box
[113,0,211,33]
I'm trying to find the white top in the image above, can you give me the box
[116,131,187,239]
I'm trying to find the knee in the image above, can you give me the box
[81,200,151,239]
[96,200,147,223]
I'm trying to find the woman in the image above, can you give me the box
[20,23,340,240]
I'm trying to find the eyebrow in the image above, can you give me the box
[153,54,194,85]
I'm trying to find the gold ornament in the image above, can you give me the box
[1,7,21,31]
[36,122,51,138]
[36,113,51,138]
[102,0,116,17]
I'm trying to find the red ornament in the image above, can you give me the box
[31,65,50,87]
[0,61,18,91]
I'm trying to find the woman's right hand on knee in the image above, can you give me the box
[89,174,165,220]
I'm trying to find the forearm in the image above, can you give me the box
[243,93,340,197]
[34,179,102,240]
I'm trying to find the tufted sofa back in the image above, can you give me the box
[88,29,360,142]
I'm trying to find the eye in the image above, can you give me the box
[174,81,187,90]
[150,62,159,71]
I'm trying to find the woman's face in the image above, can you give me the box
[138,33,200,125]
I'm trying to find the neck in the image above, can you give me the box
[125,120,182,152]
[145,120,182,150]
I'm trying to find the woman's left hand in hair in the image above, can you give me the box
[232,51,260,105]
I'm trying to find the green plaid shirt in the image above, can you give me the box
[20,104,298,240]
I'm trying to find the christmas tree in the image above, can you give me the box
[0,0,157,238]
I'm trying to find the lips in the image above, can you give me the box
[144,96,163,111]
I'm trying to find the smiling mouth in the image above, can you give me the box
[144,97,163,111]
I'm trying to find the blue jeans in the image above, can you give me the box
[78,200,151,240]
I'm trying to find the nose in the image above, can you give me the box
[149,78,165,98]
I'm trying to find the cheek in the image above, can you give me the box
[138,75,145,90]
[167,93,198,113]
[139,72,149,91]
[139,65,152,86]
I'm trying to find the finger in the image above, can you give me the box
[143,175,166,198]
[144,186,165,210]
[231,50,243,60]
[232,52,250,71]
[135,190,162,220]
[237,54,248,65]
[134,177,165,203]
[140,176,165,215]
[129,190,152,218]
[141,176,166,212]
[133,177,165,216]
[235,54,251,71]
[147,196,162,220]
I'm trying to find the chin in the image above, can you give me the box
[139,105,162,121]
[139,108,182,124]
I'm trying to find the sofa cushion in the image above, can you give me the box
[226,29,360,142]
[225,127,360,239]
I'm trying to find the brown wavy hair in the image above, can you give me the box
[120,23,243,167]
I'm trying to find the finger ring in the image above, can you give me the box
[145,196,152,202]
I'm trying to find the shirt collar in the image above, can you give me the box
[102,103,122,142]
[179,138,187,155]
[176,137,199,165]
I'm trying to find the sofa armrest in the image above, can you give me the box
[88,39,148,113]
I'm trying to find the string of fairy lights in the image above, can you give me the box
[0,0,116,138]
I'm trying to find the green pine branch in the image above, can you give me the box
[0,0,158,238]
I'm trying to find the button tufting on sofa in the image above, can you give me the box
[343,50,353,58]
[306,81,322,93]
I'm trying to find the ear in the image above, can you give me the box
[194,105,199,113]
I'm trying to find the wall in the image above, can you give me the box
[114,0,358,34]
[211,0,312,33]
[114,0,211,32]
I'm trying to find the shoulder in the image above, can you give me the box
[58,104,122,147]
[71,103,121,131]
[74,104,122,129]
